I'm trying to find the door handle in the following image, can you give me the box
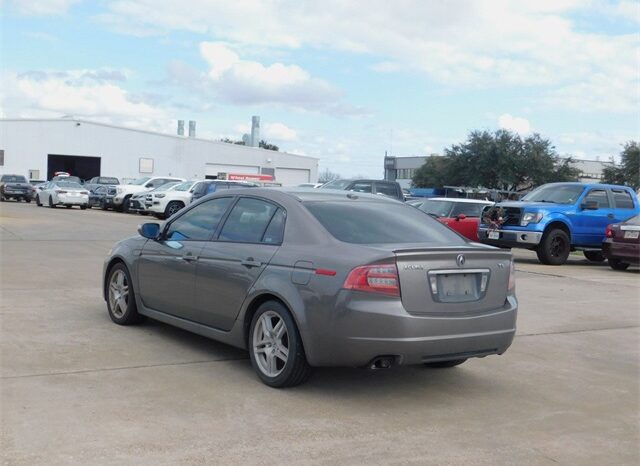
[241,258,262,268]
[607,213,614,218]
[180,255,198,262]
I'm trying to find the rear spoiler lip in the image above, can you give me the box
[392,246,511,255]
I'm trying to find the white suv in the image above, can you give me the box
[113,176,184,212]
[145,180,199,219]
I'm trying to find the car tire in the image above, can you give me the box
[608,258,630,271]
[583,251,605,262]
[25,198,31,203]
[36,195,42,207]
[248,301,312,388]
[80,205,87,210]
[99,199,107,210]
[122,196,131,213]
[536,228,570,265]
[424,358,467,368]
[49,196,56,208]
[66,205,72,209]
[164,201,184,219]
[106,263,143,325]
[0,195,4,202]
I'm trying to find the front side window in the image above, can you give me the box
[219,198,279,243]
[320,179,351,190]
[612,190,634,209]
[349,182,373,193]
[166,197,233,241]
[584,189,610,208]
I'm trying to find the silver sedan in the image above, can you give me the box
[103,189,517,387]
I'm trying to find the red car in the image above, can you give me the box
[602,214,640,270]
[411,198,494,241]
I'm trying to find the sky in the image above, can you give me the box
[1,0,638,177]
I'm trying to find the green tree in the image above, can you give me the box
[412,130,580,190]
[220,138,279,151]
[602,141,639,189]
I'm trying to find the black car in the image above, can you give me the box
[319,179,405,201]
[0,175,32,202]
[84,176,120,193]
[190,180,259,203]
[89,185,117,210]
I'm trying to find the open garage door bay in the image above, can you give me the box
[47,154,101,181]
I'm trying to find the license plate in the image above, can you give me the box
[488,230,500,240]
[438,274,479,302]
[624,231,639,239]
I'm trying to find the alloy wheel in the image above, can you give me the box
[108,269,129,318]
[252,311,289,377]
[550,236,565,257]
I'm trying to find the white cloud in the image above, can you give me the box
[10,0,82,15]
[0,70,167,129]
[234,121,297,141]
[100,0,639,113]
[498,114,532,134]
[198,42,340,109]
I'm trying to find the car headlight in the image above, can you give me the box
[521,212,543,226]
[155,194,166,198]
[116,187,124,194]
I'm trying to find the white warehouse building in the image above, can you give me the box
[0,118,319,185]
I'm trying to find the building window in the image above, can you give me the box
[0,150,4,166]
[29,169,40,180]
[139,157,154,174]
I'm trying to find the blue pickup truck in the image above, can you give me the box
[478,182,640,265]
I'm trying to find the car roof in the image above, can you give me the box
[202,187,403,204]
[427,197,493,204]
[537,182,634,191]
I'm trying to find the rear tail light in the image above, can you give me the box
[508,260,516,292]
[605,224,614,238]
[55,190,67,194]
[81,191,89,195]
[343,263,400,297]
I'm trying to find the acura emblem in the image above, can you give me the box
[456,254,466,267]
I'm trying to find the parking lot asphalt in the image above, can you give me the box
[1,201,639,465]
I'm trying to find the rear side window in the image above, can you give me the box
[376,183,399,198]
[584,189,610,208]
[166,197,233,241]
[305,201,466,245]
[219,198,279,243]
[262,209,286,244]
[612,190,635,209]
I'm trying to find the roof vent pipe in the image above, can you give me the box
[188,120,196,138]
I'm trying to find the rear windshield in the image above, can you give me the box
[56,182,83,189]
[319,180,352,190]
[625,214,640,225]
[1,175,27,183]
[418,200,453,217]
[305,201,466,245]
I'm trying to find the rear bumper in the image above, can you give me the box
[603,240,640,264]
[478,227,542,248]
[302,294,517,367]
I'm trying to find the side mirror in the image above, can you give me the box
[456,214,467,221]
[138,222,160,240]
[581,201,599,210]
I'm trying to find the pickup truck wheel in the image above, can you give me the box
[583,251,605,262]
[164,201,184,219]
[608,259,630,271]
[536,228,570,265]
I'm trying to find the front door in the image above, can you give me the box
[137,196,235,321]
[195,198,285,330]
[574,188,615,246]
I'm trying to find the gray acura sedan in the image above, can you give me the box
[103,189,517,387]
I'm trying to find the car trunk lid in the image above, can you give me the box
[394,246,512,315]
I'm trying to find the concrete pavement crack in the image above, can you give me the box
[1,356,249,380]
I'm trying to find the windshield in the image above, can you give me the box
[174,181,195,191]
[417,200,454,218]
[130,177,151,185]
[320,180,352,190]
[522,184,585,204]
[305,201,465,245]
[98,177,119,184]
[56,182,83,189]
[151,182,180,192]
[1,175,27,183]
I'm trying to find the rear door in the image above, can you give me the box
[610,188,638,223]
[137,197,234,321]
[195,197,285,330]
